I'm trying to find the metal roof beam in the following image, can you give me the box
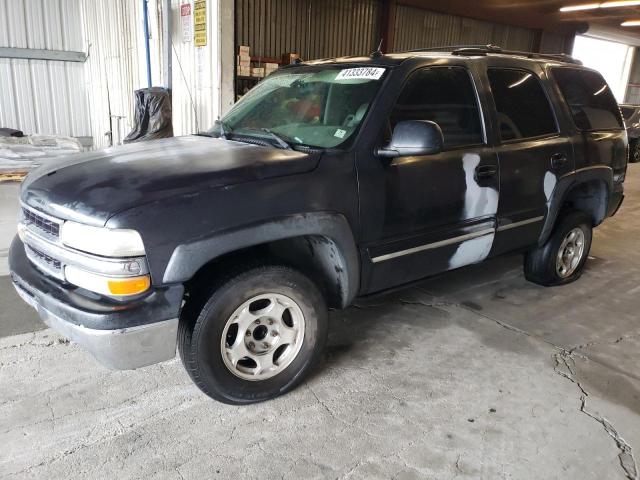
[0,47,87,62]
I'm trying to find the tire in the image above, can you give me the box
[631,140,640,163]
[178,264,328,404]
[524,211,593,286]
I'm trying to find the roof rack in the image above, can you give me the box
[404,44,582,65]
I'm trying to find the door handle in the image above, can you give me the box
[475,165,498,180]
[551,153,568,169]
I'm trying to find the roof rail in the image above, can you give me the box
[405,44,501,54]
[403,44,583,65]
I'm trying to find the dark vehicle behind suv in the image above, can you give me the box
[10,46,627,404]
[620,103,640,162]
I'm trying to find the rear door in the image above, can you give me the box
[484,65,575,255]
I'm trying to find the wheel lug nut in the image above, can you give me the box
[263,342,269,349]
[246,330,252,336]
[268,319,274,325]
[248,341,255,349]
[271,330,278,337]
[254,319,260,325]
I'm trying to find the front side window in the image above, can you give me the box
[552,68,624,131]
[389,66,484,149]
[488,68,558,142]
[215,67,386,149]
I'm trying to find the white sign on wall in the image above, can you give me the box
[181,3,192,43]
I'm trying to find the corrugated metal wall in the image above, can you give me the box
[625,47,640,104]
[82,0,222,144]
[168,0,221,136]
[1,0,223,147]
[0,0,91,138]
[81,0,162,148]
[235,0,382,60]
[539,31,573,55]
[393,5,535,52]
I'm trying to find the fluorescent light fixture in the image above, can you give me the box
[621,19,640,25]
[601,0,640,7]
[560,3,600,11]
[561,0,640,11]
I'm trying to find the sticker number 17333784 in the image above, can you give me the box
[335,67,385,81]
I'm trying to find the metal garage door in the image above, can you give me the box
[0,0,91,140]
[235,0,383,61]
[393,5,536,52]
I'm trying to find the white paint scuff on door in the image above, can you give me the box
[544,171,557,202]
[449,154,499,270]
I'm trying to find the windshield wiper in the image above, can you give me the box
[260,128,292,150]
[238,128,293,150]
[213,119,233,139]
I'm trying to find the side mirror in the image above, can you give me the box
[376,120,444,158]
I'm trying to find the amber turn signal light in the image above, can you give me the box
[107,275,151,296]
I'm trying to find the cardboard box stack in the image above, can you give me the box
[251,67,265,78]
[237,45,251,77]
[282,53,300,65]
[265,62,278,76]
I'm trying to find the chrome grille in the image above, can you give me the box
[22,207,61,238]
[25,244,64,279]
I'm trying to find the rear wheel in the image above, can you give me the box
[524,211,592,286]
[178,264,328,404]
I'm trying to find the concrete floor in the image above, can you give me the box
[1,166,640,479]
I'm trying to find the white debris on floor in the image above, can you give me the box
[0,135,83,172]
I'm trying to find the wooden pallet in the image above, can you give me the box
[0,171,28,183]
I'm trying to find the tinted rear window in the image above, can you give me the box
[488,68,558,141]
[552,68,623,131]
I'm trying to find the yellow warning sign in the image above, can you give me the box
[194,0,207,47]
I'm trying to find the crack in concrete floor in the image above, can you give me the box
[396,287,640,480]
[555,351,638,480]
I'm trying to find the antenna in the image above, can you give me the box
[371,38,384,58]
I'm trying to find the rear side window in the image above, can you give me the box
[552,68,623,131]
[488,68,558,142]
[390,66,484,149]
[621,106,636,120]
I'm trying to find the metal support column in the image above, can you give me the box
[163,0,172,90]
[143,0,152,88]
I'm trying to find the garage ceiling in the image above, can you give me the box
[399,0,640,38]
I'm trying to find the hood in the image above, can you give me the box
[21,136,318,226]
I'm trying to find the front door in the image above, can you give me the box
[358,65,500,294]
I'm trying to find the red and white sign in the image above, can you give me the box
[181,3,192,43]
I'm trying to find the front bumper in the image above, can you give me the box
[9,236,184,370]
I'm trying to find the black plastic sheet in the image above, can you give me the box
[0,128,24,137]
[124,87,173,143]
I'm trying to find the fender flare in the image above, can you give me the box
[162,212,360,307]
[539,166,612,246]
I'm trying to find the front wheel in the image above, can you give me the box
[178,265,328,404]
[524,211,593,286]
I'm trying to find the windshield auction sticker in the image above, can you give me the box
[335,68,385,81]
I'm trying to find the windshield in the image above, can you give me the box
[213,66,387,149]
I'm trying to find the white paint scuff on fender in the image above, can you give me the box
[449,154,499,270]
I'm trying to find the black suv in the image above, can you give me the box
[10,46,627,404]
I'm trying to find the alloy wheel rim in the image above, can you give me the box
[556,227,586,278]
[220,293,305,381]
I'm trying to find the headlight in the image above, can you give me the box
[60,221,145,257]
[65,266,151,297]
